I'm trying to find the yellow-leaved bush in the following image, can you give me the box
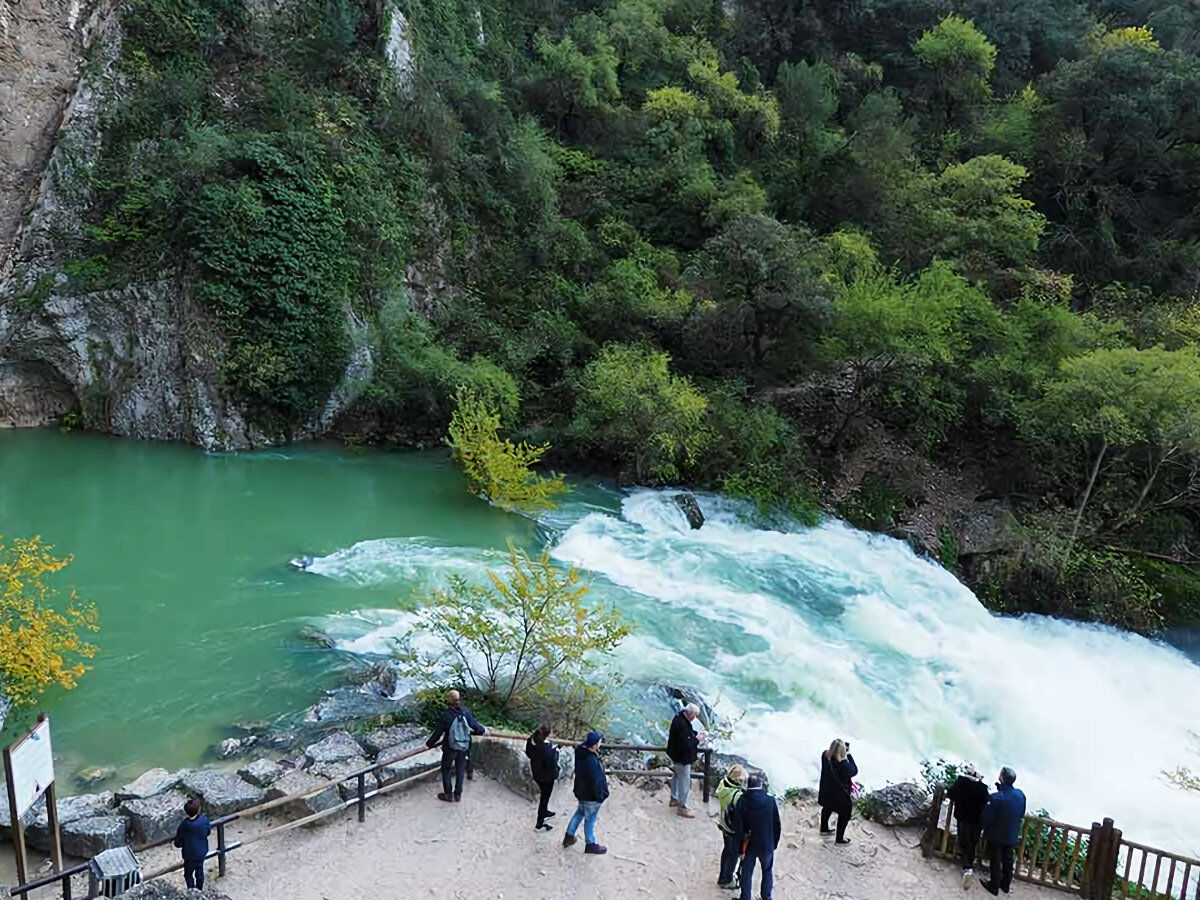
[0,536,98,709]
[447,387,567,512]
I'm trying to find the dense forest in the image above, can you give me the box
[36,0,1200,631]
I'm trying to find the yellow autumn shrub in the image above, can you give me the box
[0,536,98,708]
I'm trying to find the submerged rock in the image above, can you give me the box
[214,735,258,760]
[862,782,930,826]
[76,766,115,788]
[673,492,705,529]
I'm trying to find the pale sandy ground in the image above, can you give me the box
[206,776,1061,900]
[5,772,1068,899]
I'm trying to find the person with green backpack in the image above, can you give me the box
[716,764,749,889]
[426,689,486,802]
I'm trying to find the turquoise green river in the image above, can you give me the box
[0,429,537,779]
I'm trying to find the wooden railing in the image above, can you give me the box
[7,731,712,899]
[923,786,1200,899]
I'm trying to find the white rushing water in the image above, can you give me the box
[305,490,1200,857]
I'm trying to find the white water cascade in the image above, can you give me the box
[306,489,1200,858]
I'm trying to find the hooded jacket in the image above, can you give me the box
[174,813,211,862]
[733,787,781,855]
[525,733,559,784]
[572,743,610,803]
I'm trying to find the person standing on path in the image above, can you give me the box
[563,731,610,855]
[980,766,1027,896]
[733,774,781,900]
[949,764,991,889]
[526,723,559,831]
[173,796,211,891]
[818,738,857,844]
[716,764,749,889]
[667,702,707,818]
[426,689,486,802]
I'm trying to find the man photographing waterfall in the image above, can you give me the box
[667,702,708,818]
[980,766,1027,896]
[426,689,486,802]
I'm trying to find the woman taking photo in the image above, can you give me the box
[818,738,857,844]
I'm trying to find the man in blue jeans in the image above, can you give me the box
[563,731,609,855]
[733,775,781,900]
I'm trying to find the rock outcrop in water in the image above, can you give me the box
[673,492,705,529]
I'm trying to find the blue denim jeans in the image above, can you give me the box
[670,763,691,808]
[741,848,773,900]
[567,800,602,844]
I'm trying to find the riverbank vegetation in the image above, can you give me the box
[0,536,98,719]
[54,0,1200,633]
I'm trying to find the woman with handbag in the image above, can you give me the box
[818,738,858,844]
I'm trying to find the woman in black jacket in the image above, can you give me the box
[526,724,559,831]
[818,738,858,844]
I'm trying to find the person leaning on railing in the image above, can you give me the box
[426,689,486,803]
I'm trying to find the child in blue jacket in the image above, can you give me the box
[174,796,211,890]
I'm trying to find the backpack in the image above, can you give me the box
[448,712,472,751]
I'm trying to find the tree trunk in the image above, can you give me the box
[1063,437,1107,567]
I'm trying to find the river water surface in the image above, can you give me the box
[1,430,1198,858]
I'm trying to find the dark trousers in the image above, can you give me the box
[183,860,204,890]
[718,831,742,886]
[958,821,982,870]
[821,805,849,840]
[740,848,773,900]
[535,778,555,826]
[989,842,1015,892]
[441,748,467,797]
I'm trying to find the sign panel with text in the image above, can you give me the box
[7,716,54,817]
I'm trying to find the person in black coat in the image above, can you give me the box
[426,689,486,802]
[732,775,781,900]
[526,723,559,831]
[666,702,707,817]
[173,796,211,891]
[818,738,857,844]
[948,764,991,887]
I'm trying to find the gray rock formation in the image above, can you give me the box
[214,735,259,760]
[375,745,438,787]
[306,757,375,800]
[124,882,231,900]
[264,771,342,820]
[673,492,705,529]
[237,758,284,788]
[471,737,573,803]
[177,771,265,817]
[25,791,115,849]
[863,782,930,826]
[115,768,181,802]
[60,815,128,858]
[361,724,426,757]
[304,731,365,766]
[120,789,188,843]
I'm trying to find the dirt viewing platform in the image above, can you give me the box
[8,774,1064,900]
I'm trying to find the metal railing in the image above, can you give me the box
[8,731,713,898]
[923,786,1200,899]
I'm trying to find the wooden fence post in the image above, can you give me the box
[921,786,946,859]
[1082,818,1120,899]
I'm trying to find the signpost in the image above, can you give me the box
[3,713,63,886]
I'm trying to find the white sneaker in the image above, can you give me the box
[963,869,976,890]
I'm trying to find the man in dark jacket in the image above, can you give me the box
[526,724,559,831]
[733,775,781,900]
[949,764,991,889]
[563,731,609,855]
[980,766,1027,896]
[666,702,707,818]
[173,796,211,890]
[426,689,486,802]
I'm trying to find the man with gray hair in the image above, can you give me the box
[980,766,1027,895]
[667,702,707,818]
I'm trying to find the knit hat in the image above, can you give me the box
[584,730,603,748]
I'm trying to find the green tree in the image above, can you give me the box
[913,14,998,134]
[686,214,831,377]
[572,343,709,481]
[1025,347,1200,555]
[395,544,629,723]
[448,388,567,512]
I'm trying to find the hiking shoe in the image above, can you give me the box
[544,811,556,818]
[819,828,835,835]
[980,880,999,896]
[835,838,851,845]
[437,793,453,802]
[963,869,975,890]
[454,794,462,802]
[669,798,679,808]
[535,823,553,831]
[584,843,608,855]
[562,834,577,849]
[677,807,696,818]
